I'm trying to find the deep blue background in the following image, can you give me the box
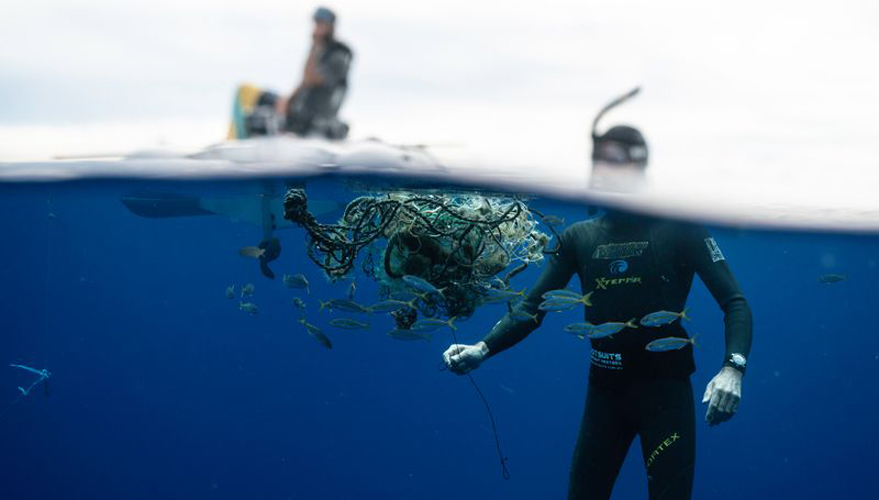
[1,178,877,499]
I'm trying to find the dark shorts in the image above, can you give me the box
[568,377,695,500]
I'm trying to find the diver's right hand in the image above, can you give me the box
[443,342,489,375]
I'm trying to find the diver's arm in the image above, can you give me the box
[445,228,579,375]
[481,230,579,357]
[687,226,752,425]
[687,227,753,364]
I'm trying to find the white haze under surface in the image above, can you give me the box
[1,1,878,229]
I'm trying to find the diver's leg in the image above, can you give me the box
[568,383,637,500]
[636,378,696,500]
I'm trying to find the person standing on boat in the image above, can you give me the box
[278,6,353,139]
[443,124,753,500]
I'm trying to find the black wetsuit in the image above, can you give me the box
[482,214,752,500]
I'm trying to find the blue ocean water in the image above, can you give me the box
[1,176,877,499]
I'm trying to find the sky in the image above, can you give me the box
[1,0,878,214]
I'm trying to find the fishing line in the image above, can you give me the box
[465,372,510,479]
[445,329,511,480]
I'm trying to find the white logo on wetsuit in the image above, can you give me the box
[590,350,624,370]
[704,237,725,263]
[592,242,649,260]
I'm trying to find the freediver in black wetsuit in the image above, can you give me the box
[443,114,752,499]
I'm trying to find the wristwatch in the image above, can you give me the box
[724,353,747,374]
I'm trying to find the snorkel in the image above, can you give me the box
[591,86,641,145]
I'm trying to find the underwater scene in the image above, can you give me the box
[1,174,876,499]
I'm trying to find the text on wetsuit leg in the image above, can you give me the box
[646,432,681,468]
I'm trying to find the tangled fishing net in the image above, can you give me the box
[283,188,551,318]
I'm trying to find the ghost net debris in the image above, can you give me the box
[283,188,550,318]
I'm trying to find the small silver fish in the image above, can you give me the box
[540,290,593,307]
[402,275,442,296]
[541,289,584,300]
[9,364,50,378]
[410,290,437,302]
[239,301,259,315]
[640,308,690,327]
[299,318,332,349]
[537,292,592,312]
[541,215,565,227]
[538,300,581,312]
[318,300,333,312]
[225,285,235,299]
[325,299,371,314]
[818,274,847,284]
[238,246,265,259]
[389,290,417,301]
[369,298,417,313]
[387,329,431,342]
[298,317,321,334]
[240,283,255,298]
[410,316,457,332]
[9,364,51,397]
[479,295,517,305]
[347,281,357,300]
[481,288,528,304]
[564,322,594,333]
[509,309,539,324]
[587,318,638,339]
[330,318,370,330]
[645,335,698,352]
[283,274,310,293]
[291,297,306,310]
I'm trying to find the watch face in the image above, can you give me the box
[731,353,747,367]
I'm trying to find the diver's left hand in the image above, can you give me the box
[702,367,742,426]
